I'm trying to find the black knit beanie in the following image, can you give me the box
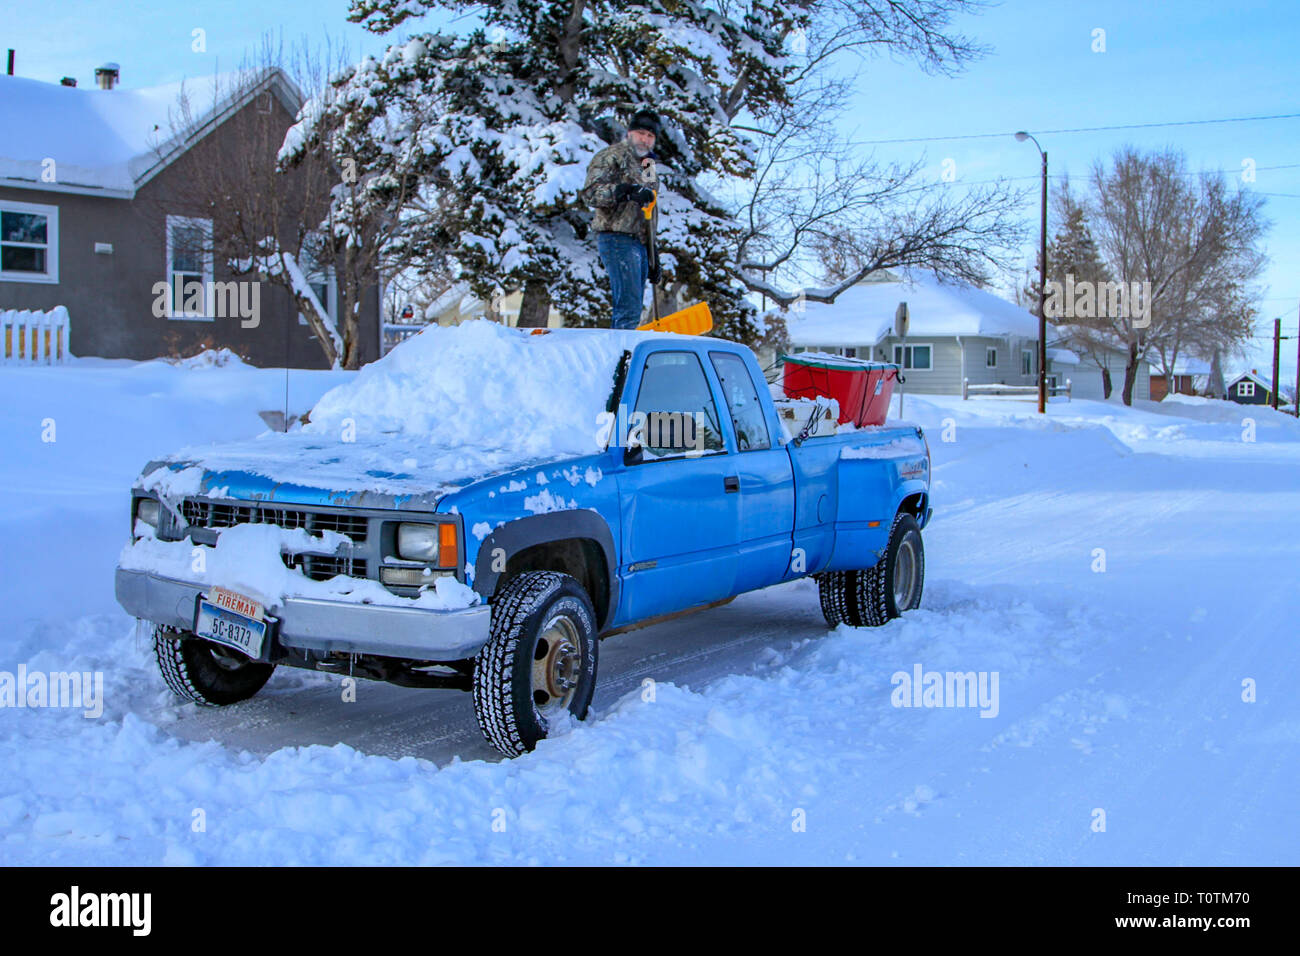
[628,109,660,138]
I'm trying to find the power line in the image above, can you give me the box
[847,111,1300,147]
[933,164,1300,189]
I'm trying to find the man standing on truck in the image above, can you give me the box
[581,109,662,330]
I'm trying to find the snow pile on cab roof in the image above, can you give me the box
[304,320,640,460]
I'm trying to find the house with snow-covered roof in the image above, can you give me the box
[1226,369,1277,406]
[781,271,1079,396]
[0,63,380,367]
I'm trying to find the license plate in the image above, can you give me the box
[195,588,267,658]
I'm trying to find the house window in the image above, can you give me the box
[844,347,857,358]
[985,346,997,368]
[1021,348,1034,376]
[0,200,58,283]
[893,344,932,370]
[165,215,213,319]
[1239,381,1255,398]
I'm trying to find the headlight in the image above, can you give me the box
[135,498,160,529]
[397,523,440,562]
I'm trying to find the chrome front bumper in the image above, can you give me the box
[115,568,491,662]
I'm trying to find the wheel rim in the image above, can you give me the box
[531,613,583,715]
[893,538,917,610]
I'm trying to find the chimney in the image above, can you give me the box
[6,49,13,76]
[94,62,120,89]
[60,76,77,87]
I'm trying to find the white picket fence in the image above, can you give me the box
[962,377,1071,401]
[1,307,71,364]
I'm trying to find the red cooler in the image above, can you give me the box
[780,353,900,427]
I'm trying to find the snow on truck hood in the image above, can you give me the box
[140,321,662,501]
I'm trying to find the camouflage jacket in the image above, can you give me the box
[580,140,659,239]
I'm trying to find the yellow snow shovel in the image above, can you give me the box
[638,301,714,335]
[634,191,714,335]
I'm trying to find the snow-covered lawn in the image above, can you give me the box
[1,359,1297,864]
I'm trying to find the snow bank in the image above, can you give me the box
[164,348,248,369]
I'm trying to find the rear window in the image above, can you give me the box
[710,351,771,451]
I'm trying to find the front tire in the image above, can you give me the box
[473,572,599,757]
[153,626,275,705]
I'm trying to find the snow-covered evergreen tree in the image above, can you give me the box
[1049,191,1107,289]
[282,1,812,340]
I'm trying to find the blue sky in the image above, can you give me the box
[7,0,1297,381]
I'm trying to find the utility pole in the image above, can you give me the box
[895,301,909,419]
[1272,318,1282,411]
[1016,131,1048,413]
[1295,302,1299,417]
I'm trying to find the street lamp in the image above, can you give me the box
[1015,130,1048,414]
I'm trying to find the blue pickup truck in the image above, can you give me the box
[116,325,931,756]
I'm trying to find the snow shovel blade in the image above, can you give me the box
[637,302,713,335]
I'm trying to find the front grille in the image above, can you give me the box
[181,500,254,528]
[181,498,369,542]
[258,506,309,531]
[283,553,369,581]
[306,511,369,540]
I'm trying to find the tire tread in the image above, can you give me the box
[472,571,579,757]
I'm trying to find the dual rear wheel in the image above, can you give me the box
[818,512,925,628]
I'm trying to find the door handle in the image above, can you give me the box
[724,476,740,493]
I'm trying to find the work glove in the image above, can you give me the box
[648,259,662,284]
[615,183,655,205]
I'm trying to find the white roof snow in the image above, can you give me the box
[785,272,1042,347]
[1228,369,1274,391]
[0,70,298,197]
[1169,356,1212,376]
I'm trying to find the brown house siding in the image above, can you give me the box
[0,91,379,368]
[1150,373,1195,402]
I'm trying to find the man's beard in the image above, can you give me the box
[631,142,650,157]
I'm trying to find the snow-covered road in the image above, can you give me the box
[1,358,1297,864]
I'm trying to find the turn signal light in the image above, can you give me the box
[438,523,459,569]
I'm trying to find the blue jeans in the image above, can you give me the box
[596,231,647,330]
